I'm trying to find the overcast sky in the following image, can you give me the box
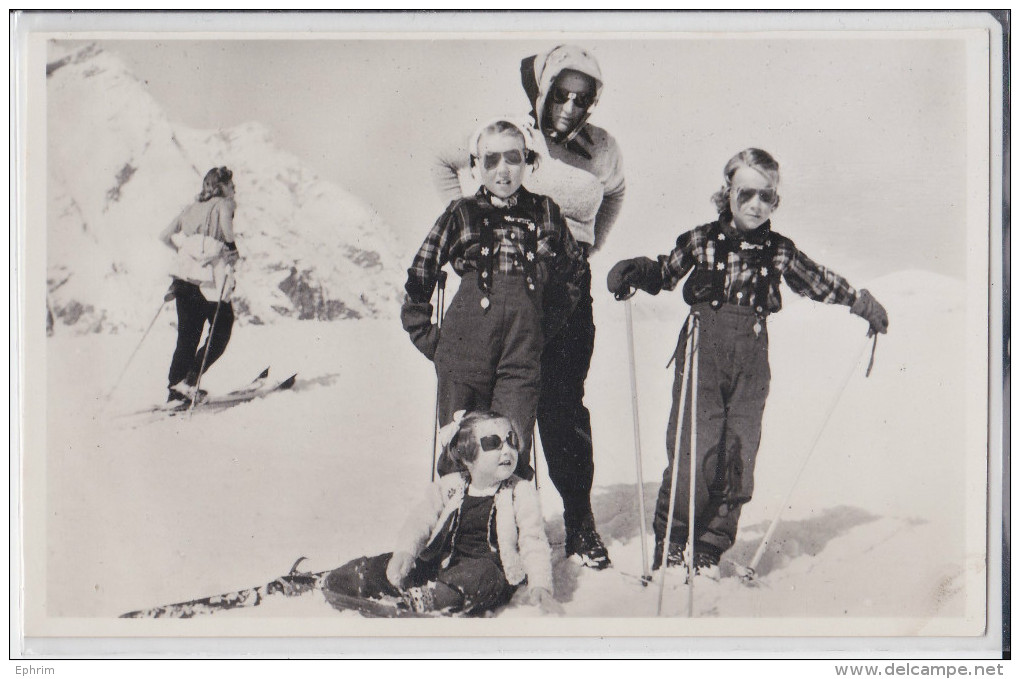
[103,33,974,282]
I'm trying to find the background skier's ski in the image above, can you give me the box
[119,369,296,422]
[181,373,297,414]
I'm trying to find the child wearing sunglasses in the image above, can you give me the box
[431,45,626,571]
[323,410,561,616]
[607,148,889,579]
[402,118,585,481]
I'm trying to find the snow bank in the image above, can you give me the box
[42,269,981,633]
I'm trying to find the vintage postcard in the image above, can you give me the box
[11,10,1006,657]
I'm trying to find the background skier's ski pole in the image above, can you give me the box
[430,270,448,482]
[624,298,650,580]
[657,314,695,616]
[188,275,230,417]
[734,335,874,582]
[683,317,700,617]
[105,292,170,401]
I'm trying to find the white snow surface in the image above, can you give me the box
[44,268,981,631]
[46,42,404,333]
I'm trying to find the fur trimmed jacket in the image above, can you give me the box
[393,472,553,592]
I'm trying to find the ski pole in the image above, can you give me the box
[683,317,700,617]
[188,274,231,417]
[657,314,696,616]
[533,423,541,490]
[105,291,171,401]
[430,270,448,482]
[733,335,874,582]
[624,298,650,580]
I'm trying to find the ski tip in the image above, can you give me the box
[279,374,297,390]
[257,367,270,380]
[288,556,309,575]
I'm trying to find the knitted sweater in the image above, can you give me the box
[159,196,236,290]
[393,473,553,592]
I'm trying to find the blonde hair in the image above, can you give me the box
[468,118,537,167]
[710,148,781,216]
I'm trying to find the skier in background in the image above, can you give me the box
[158,166,240,405]
[607,148,889,579]
[432,44,625,570]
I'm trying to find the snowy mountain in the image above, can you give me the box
[46,42,404,334]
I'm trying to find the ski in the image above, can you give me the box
[224,367,271,396]
[121,557,328,619]
[322,590,440,619]
[121,368,272,417]
[177,373,297,415]
[119,369,295,420]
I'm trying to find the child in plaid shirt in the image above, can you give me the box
[607,148,889,578]
[402,118,585,480]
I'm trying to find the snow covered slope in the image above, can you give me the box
[41,267,983,636]
[46,42,404,334]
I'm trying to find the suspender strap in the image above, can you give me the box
[520,198,543,292]
[477,211,497,294]
[749,235,779,317]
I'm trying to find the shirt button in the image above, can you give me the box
[509,233,515,240]
[741,264,747,271]
[736,292,744,299]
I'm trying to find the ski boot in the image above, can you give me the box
[565,514,611,570]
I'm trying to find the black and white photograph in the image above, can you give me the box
[12,10,1006,659]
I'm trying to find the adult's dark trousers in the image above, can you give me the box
[166,278,234,388]
[537,268,597,534]
[653,303,771,558]
[323,552,516,614]
[434,274,543,481]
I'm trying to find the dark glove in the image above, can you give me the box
[850,289,889,337]
[607,257,662,299]
[400,296,440,360]
[223,241,240,266]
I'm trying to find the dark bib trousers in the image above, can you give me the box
[324,552,516,615]
[536,268,597,532]
[435,273,543,480]
[166,278,234,388]
[653,303,771,558]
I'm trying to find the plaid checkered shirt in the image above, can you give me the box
[659,219,858,314]
[405,187,583,304]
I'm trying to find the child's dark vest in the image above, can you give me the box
[454,191,544,301]
[682,220,781,317]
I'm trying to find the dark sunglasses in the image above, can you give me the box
[479,430,521,452]
[733,187,778,205]
[480,149,525,170]
[551,87,594,110]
